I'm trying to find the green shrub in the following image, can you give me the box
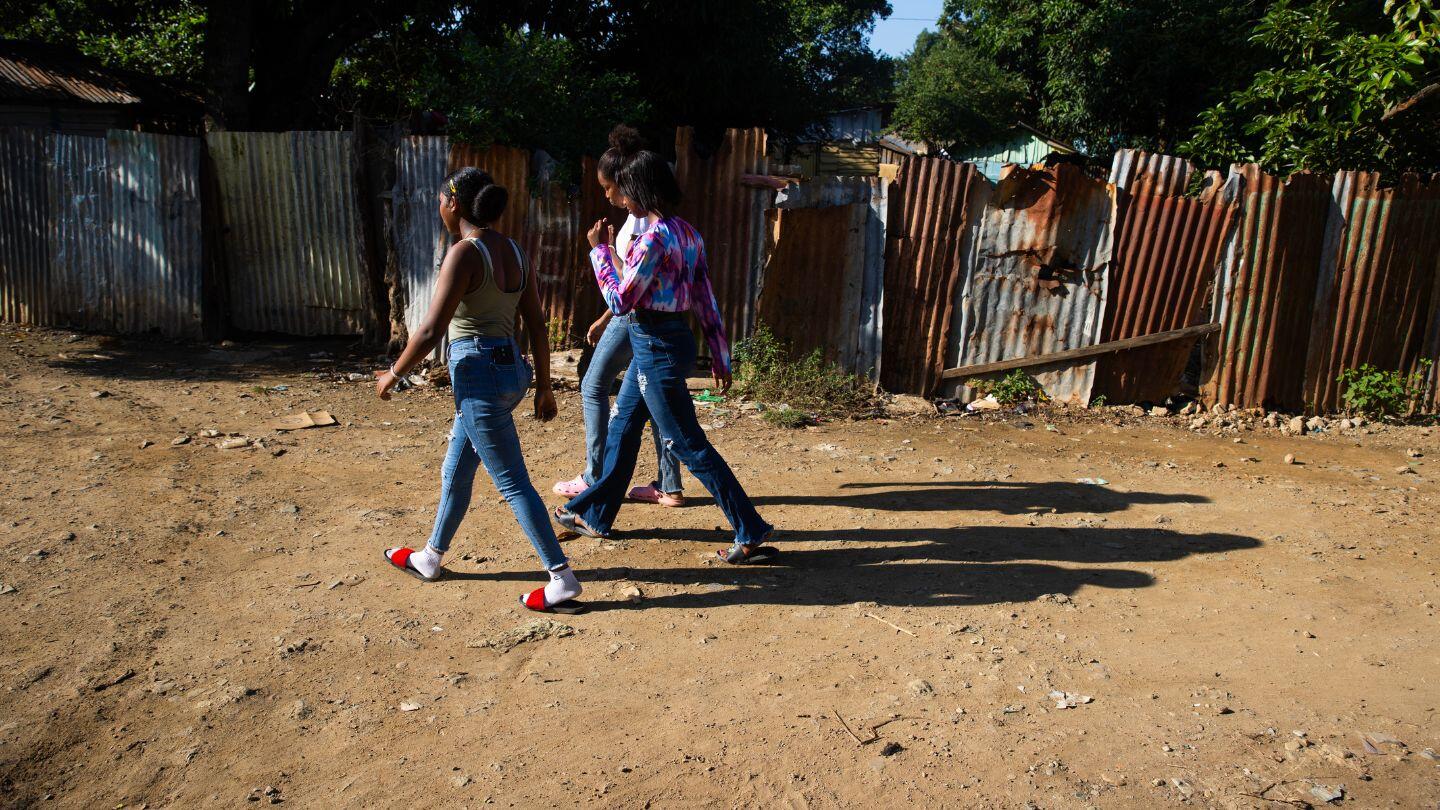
[966,370,1047,405]
[762,406,812,429]
[1338,359,1433,417]
[732,324,875,418]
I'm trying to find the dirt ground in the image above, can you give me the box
[1,323,1437,809]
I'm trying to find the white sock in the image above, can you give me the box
[544,563,582,604]
[411,546,443,578]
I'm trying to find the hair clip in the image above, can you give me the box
[448,182,457,194]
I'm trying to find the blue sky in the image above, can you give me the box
[870,0,944,58]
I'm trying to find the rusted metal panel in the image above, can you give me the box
[756,203,869,374]
[207,131,373,335]
[446,142,529,242]
[1092,165,1241,404]
[674,127,771,347]
[953,162,1117,404]
[1205,165,1333,410]
[394,136,450,337]
[0,49,141,105]
[1109,149,1194,197]
[0,128,51,327]
[523,178,584,342]
[107,131,203,338]
[1303,171,1440,413]
[881,156,984,395]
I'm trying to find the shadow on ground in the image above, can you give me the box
[682,480,1208,516]
[38,333,379,384]
[445,497,1259,610]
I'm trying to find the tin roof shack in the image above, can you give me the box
[949,122,1077,183]
[0,41,202,135]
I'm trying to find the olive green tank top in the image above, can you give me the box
[447,236,527,341]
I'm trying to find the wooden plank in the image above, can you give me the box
[941,323,1220,381]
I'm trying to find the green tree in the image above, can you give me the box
[0,0,204,81]
[1180,0,1440,175]
[889,30,1026,149]
[942,0,1270,152]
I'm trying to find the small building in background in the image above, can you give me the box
[0,40,203,135]
[780,106,929,180]
[947,122,1077,182]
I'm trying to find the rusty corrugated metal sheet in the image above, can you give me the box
[446,142,529,242]
[0,48,141,105]
[881,156,983,395]
[1109,149,1194,197]
[1092,167,1240,404]
[756,203,869,374]
[1205,165,1332,410]
[0,128,51,327]
[675,127,771,346]
[1304,171,1440,413]
[953,162,1117,404]
[769,175,887,378]
[207,131,373,335]
[107,131,203,337]
[523,179,584,342]
[394,136,450,337]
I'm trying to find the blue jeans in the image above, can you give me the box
[426,336,566,569]
[583,314,682,492]
[567,317,772,545]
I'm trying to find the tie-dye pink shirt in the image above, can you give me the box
[589,216,731,374]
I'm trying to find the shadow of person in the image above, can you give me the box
[680,480,1208,516]
[442,525,1260,610]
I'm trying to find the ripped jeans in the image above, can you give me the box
[425,336,566,569]
[566,316,772,545]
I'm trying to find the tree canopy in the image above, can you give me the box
[1180,0,1440,176]
[2,0,894,164]
[889,30,1025,150]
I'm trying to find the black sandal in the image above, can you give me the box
[552,506,608,539]
[718,541,780,565]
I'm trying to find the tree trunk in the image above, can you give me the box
[202,0,255,129]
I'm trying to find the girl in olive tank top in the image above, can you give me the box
[375,168,585,614]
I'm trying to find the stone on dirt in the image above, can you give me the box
[469,619,577,653]
[1289,416,1306,434]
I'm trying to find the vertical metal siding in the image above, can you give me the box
[49,133,111,331]
[1108,149,1194,197]
[675,127,771,346]
[881,156,984,395]
[756,203,869,374]
[208,131,372,335]
[446,142,530,242]
[1205,165,1333,410]
[2,128,201,337]
[394,136,450,337]
[0,128,51,326]
[108,131,204,338]
[953,163,1117,405]
[1092,165,1241,404]
[524,179,584,342]
[1303,171,1440,413]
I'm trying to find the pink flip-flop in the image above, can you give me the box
[552,475,588,497]
[627,484,685,507]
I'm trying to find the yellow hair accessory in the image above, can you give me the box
[448,181,457,195]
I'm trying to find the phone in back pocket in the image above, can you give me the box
[491,344,516,365]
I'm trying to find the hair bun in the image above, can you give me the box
[473,182,509,224]
[607,124,644,157]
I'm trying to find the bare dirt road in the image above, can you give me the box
[1,324,1437,809]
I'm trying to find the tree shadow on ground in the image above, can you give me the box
[445,522,1260,610]
[681,480,1207,516]
[39,333,378,384]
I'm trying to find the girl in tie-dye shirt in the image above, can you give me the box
[553,127,776,565]
[588,217,731,376]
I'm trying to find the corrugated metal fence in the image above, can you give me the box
[5,125,1439,415]
[0,127,202,337]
